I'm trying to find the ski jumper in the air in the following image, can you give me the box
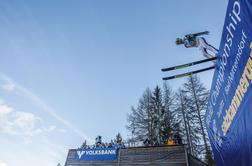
[176,31,218,59]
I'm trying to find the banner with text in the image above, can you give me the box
[76,148,117,161]
[206,0,252,165]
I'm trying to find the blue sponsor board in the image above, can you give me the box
[75,148,117,161]
[206,0,252,165]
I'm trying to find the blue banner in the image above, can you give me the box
[206,0,252,165]
[75,148,117,161]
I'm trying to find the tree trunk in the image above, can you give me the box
[190,76,209,155]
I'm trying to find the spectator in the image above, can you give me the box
[174,132,182,145]
[167,136,175,145]
[144,138,150,146]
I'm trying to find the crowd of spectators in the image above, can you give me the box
[81,135,125,149]
[81,132,182,149]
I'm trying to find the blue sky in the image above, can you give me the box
[0,0,228,166]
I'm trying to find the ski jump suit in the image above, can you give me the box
[183,36,218,59]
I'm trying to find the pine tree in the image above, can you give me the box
[150,86,164,145]
[115,132,123,144]
[161,83,177,144]
[127,85,180,146]
[175,89,192,154]
[81,140,87,148]
[127,88,153,145]
[182,75,211,160]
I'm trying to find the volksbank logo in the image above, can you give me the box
[76,148,117,160]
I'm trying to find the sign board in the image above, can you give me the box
[206,0,252,165]
[75,148,117,161]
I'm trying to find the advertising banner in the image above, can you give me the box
[206,0,252,165]
[75,148,117,161]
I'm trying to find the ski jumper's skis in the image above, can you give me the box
[161,57,216,72]
[162,66,215,80]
